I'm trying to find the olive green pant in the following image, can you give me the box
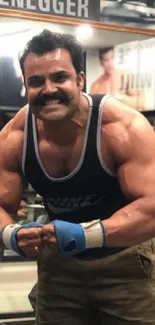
[36,239,155,324]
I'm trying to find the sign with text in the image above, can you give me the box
[0,0,100,20]
[1,0,155,31]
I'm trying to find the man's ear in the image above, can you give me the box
[77,71,85,90]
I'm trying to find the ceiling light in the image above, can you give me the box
[75,25,93,42]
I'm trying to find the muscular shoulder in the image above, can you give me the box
[101,96,155,164]
[1,105,27,133]
[102,96,136,125]
[0,105,28,168]
[11,105,28,131]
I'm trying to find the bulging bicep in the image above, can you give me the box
[0,166,24,215]
[117,158,155,201]
[102,97,155,200]
[0,122,24,215]
[117,122,155,201]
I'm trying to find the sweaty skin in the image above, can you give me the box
[0,49,155,257]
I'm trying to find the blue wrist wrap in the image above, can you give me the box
[10,222,42,254]
[52,220,86,257]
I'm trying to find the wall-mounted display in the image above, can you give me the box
[87,36,155,111]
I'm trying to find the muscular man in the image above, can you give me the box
[0,30,155,325]
[90,46,145,110]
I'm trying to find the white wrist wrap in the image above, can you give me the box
[80,219,104,249]
[2,224,21,250]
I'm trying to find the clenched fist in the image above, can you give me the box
[17,226,42,257]
[41,224,58,254]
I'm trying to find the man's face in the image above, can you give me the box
[23,49,85,121]
[100,50,115,75]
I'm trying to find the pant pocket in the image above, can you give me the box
[134,239,155,279]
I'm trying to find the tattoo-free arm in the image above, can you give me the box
[0,121,24,228]
[102,107,155,246]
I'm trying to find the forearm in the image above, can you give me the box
[0,207,15,228]
[40,196,155,257]
[103,196,155,247]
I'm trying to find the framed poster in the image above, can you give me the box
[87,36,155,111]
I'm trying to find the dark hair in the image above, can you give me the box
[19,29,84,75]
[99,46,114,60]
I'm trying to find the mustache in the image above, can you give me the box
[32,91,73,106]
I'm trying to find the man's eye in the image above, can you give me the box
[54,75,68,83]
[28,78,44,88]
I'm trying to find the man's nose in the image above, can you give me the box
[42,79,57,94]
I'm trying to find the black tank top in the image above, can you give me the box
[22,93,128,258]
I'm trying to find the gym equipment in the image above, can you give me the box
[100,0,155,24]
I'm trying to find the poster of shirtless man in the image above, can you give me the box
[89,39,155,111]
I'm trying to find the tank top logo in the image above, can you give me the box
[45,194,106,214]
